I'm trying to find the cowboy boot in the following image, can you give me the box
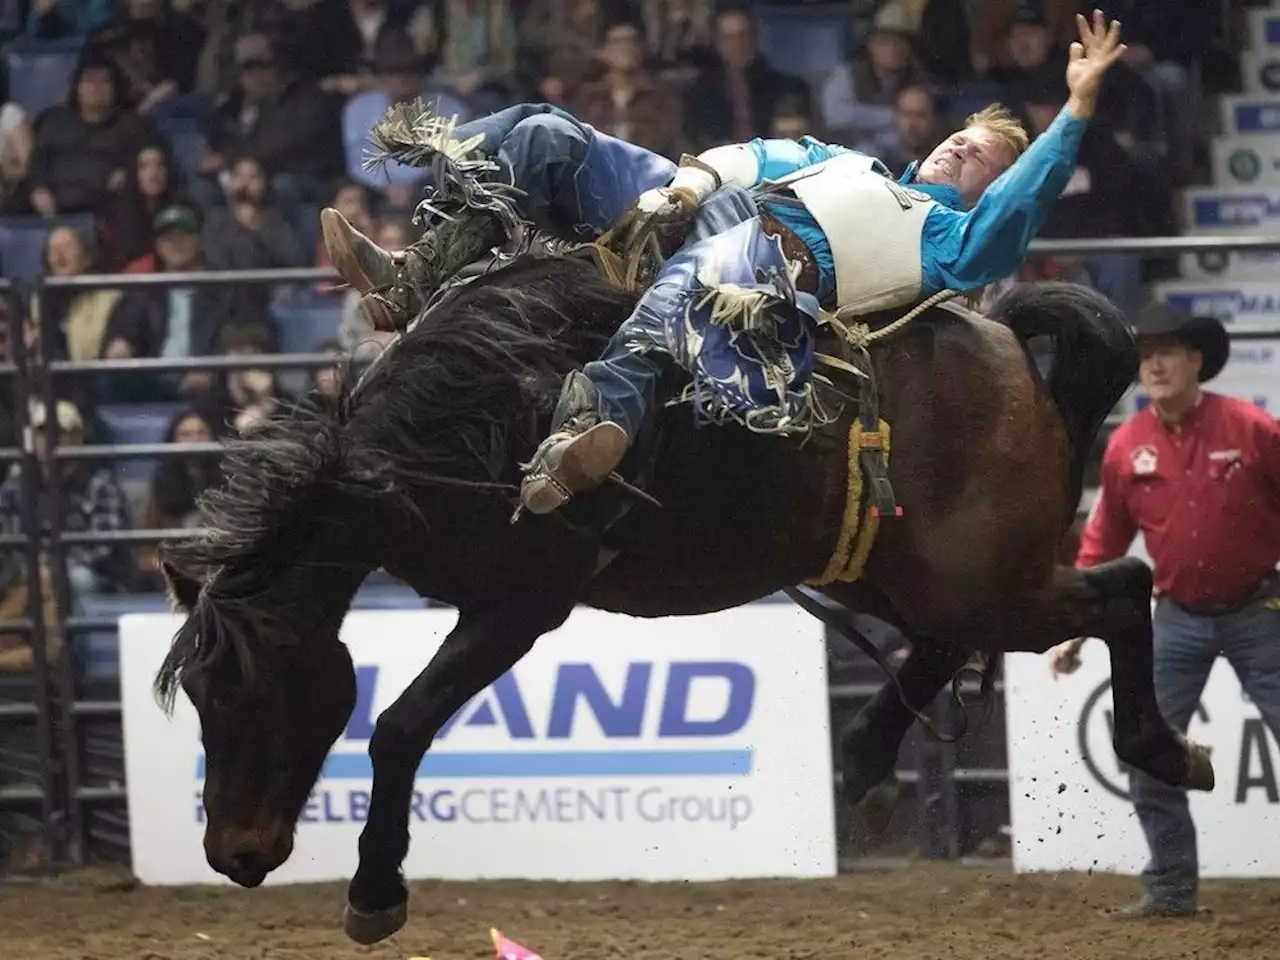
[321,208,427,331]
[519,371,632,515]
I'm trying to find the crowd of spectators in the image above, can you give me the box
[0,0,1238,609]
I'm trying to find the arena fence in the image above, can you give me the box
[3,235,1279,874]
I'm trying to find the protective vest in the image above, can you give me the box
[765,153,939,314]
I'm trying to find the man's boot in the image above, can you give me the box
[322,207,509,332]
[321,208,424,331]
[519,371,631,515]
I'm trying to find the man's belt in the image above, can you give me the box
[758,209,820,297]
[1164,570,1279,616]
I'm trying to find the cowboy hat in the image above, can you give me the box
[1130,301,1229,383]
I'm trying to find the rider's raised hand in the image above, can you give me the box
[1065,9,1126,120]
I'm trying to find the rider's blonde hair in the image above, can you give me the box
[966,104,1030,164]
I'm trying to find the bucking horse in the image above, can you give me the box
[154,243,1214,944]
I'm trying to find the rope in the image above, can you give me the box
[826,288,964,351]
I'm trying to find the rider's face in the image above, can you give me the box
[915,125,1014,207]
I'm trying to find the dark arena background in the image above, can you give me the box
[3,2,1280,958]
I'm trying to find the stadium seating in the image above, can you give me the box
[77,581,431,684]
[0,213,95,283]
[2,36,84,118]
[269,289,345,355]
[755,3,851,87]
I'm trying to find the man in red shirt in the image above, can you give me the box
[1051,302,1280,918]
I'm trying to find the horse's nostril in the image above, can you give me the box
[226,851,267,885]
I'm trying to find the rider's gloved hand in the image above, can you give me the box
[635,186,699,222]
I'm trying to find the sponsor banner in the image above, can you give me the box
[1005,642,1280,877]
[120,606,836,886]
[1176,249,1280,282]
[1211,135,1280,186]
[1220,95,1280,137]
[1250,8,1280,52]
[1150,281,1280,334]
[1182,185,1280,234]
[1242,50,1280,95]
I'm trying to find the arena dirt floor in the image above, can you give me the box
[2,862,1279,959]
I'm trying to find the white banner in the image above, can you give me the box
[1211,135,1280,187]
[1242,51,1280,96]
[1220,95,1280,137]
[120,606,836,886]
[1150,280,1280,333]
[1176,249,1280,283]
[1182,185,1280,234]
[1005,644,1280,877]
[1250,8,1280,52]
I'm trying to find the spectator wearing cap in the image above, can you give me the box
[819,2,924,159]
[109,202,247,402]
[1051,303,1280,919]
[196,33,344,227]
[0,399,132,598]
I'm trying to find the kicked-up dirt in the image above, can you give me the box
[1,862,1279,959]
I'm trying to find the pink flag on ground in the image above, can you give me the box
[491,927,544,960]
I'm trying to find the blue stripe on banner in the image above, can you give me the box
[196,749,754,780]
[1267,19,1280,45]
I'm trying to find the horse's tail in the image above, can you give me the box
[989,282,1138,516]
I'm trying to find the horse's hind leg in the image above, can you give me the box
[1008,556,1215,792]
[342,588,581,945]
[839,638,970,833]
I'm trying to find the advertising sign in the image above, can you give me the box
[120,606,837,886]
[1150,280,1280,334]
[1211,135,1280,187]
[1221,95,1280,137]
[1005,643,1280,877]
[1241,51,1280,96]
[1249,8,1280,53]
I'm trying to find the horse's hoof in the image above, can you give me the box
[343,901,408,945]
[1180,739,1215,792]
[853,774,901,835]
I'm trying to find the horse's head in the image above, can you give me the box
[153,394,386,887]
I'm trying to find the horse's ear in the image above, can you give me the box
[160,559,202,613]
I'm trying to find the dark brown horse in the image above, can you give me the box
[155,252,1213,946]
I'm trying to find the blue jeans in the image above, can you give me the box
[1130,579,1280,906]
[454,103,705,435]
[452,103,675,240]
[584,186,762,435]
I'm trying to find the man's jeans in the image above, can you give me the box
[584,186,762,435]
[452,103,674,242]
[1130,581,1280,906]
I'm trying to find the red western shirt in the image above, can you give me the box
[1077,391,1280,608]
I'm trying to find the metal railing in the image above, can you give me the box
[3,234,1280,871]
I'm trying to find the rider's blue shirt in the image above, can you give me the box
[750,107,1087,304]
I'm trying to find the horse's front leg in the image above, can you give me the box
[342,591,579,945]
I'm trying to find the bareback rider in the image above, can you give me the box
[324,11,1127,516]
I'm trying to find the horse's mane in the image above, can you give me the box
[154,252,637,710]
